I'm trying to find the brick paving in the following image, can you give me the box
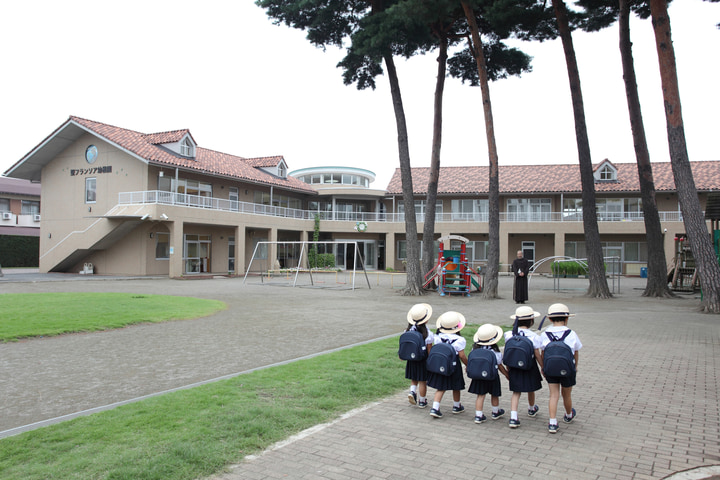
[1,272,719,479]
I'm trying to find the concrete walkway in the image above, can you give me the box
[1,272,718,479]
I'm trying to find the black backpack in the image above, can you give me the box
[426,339,458,376]
[543,330,576,377]
[466,347,498,381]
[502,322,535,370]
[398,330,427,361]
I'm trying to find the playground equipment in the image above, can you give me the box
[668,234,699,292]
[423,235,482,296]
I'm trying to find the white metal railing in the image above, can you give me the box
[117,191,686,224]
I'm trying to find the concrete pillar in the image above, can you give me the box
[554,231,565,258]
[235,225,244,274]
[269,227,278,270]
[386,232,396,270]
[167,221,184,278]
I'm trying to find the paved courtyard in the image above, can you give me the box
[1,271,718,479]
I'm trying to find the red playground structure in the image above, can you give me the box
[423,235,482,296]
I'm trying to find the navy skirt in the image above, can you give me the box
[405,359,429,382]
[468,377,502,397]
[508,361,543,393]
[427,365,465,392]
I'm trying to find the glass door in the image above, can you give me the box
[184,234,211,273]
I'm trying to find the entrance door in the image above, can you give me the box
[603,244,623,275]
[337,240,376,270]
[522,241,535,267]
[184,234,211,273]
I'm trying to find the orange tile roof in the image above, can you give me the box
[70,117,316,195]
[385,161,720,195]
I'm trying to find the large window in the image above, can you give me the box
[506,198,551,221]
[0,198,10,212]
[596,198,624,221]
[563,198,583,221]
[564,241,647,262]
[451,199,488,221]
[396,240,439,260]
[397,200,443,222]
[85,178,96,203]
[253,191,302,209]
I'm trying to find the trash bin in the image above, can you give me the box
[640,267,647,278]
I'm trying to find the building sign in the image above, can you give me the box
[71,166,113,176]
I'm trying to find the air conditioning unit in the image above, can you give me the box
[2,212,11,220]
[33,214,41,222]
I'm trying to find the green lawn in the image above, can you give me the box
[0,293,226,341]
[0,293,501,479]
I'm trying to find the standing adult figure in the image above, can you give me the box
[511,250,530,304]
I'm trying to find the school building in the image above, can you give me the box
[3,116,718,278]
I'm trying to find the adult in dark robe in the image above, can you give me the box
[511,250,530,304]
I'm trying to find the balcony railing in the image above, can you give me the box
[117,191,685,224]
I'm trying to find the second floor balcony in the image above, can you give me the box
[118,191,685,224]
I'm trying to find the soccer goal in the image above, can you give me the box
[242,241,371,290]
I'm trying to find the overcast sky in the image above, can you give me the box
[1,0,717,189]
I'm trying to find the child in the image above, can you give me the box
[468,323,509,423]
[428,311,468,419]
[504,306,544,428]
[404,303,434,408]
[541,303,583,433]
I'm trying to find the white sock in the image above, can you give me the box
[410,385,417,393]
[433,402,441,411]
[511,411,518,420]
[453,401,461,408]
[419,396,426,402]
[476,410,483,417]
[549,418,558,425]
[492,406,499,414]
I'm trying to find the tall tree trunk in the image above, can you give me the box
[383,51,424,295]
[552,0,611,299]
[649,0,720,313]
[461,0,500,299]
[618,0,673,298]
[422,35,448,289]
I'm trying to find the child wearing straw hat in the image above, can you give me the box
[427,311,468,419]
[541,303,583,433]
[468,323,510,423]
[403,303,435,408]
[504,306,544,428]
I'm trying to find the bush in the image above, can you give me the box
[0,235,39,267]
[308,251,335,269]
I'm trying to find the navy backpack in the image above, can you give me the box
[426,339,457,376]
[502,321,535,370]
[398,330,427,361]
[466,347,498,381]
[543,330,576,377]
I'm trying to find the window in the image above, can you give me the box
[278,163,287,178]
[451,199,488,221]
[155,233,170,259]
[21,200,40,215]
[596,198,623,221]
[597,164,617,181]
[228,236,236,272]
[506,198,551,221]
[229,187,239,211]
[469,241,488,261]
[563,198,583,220]
[85,178,96,203]
[396,240,439,260]
[0,198,10,212]
[397,200,443,221]
[180,137,194,157]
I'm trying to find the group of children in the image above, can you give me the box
[402,302,582,433]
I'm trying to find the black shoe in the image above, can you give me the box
[430,408,443,418]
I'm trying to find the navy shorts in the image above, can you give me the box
[545,374,576,388]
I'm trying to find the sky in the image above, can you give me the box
[1,1,718,190]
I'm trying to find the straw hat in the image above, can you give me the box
[407,303,433,325]
[436,311,466,334]
[510,305,540,320]
[473,323,504,345]
[547,303,575,319]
